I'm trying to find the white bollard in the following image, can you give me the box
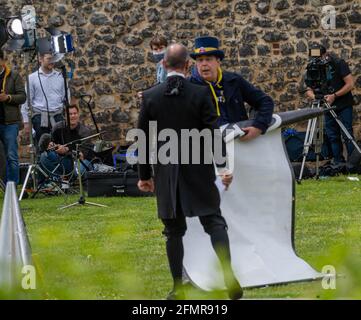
[0,182,33,290]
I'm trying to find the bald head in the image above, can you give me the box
[163,43,189,72]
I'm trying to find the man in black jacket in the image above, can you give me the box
[137,43,242,300]
[39,104,93,175]
[0,49,26,184]
[305,44,355,165]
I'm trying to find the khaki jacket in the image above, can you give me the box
[1,65,26,127]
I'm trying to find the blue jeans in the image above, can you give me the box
[40,151,73,176]
[0,124,19,184]
[40,151,92,176]
[32,114,64,143]
[325,106,354,164]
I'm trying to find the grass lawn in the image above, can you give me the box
[0,175,360,299]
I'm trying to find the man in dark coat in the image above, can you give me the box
[189,36,274,141]
[0,49,26,184]
[137,44,243,300]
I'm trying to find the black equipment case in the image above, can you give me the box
[86,170,153,197]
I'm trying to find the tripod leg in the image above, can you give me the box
[84,201,108,208]
[298,117,318,182]
[0,178,5,192]
[31,179,46,198]
[59,200,107,210]
[315,154,320,179]
[60,144,107,210]
[37,165,66,196]
[19,165,34,201]
[329,109,361,155]
[314,114,324,180]
[59,202,80,210]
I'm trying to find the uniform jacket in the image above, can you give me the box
[190,70,274,133]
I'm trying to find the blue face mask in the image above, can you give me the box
[153,51,165,63]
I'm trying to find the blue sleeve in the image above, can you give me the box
[238,77,274,134]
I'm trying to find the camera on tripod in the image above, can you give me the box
[304,47,334,98]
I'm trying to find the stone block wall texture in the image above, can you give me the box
[1,0,361,156]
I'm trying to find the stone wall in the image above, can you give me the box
[2,0,361,154]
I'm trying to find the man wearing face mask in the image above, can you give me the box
[150,35,168,84]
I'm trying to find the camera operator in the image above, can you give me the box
[21,53,71,143]
[39,104,93,176]
[0,49,26,185]
[305,44,355,165]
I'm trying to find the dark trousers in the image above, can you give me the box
[0,124,19,184]
[32,114,64,144]
[161,211,232,286]
[325,106,354,164]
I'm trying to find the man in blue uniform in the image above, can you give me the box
[189,36,274,141]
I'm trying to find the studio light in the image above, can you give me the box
[0,17,24,48]
[7,18,24,38]
[0,5,36,51]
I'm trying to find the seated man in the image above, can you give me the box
[39,104,94,176]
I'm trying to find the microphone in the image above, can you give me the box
[38,133,52,152]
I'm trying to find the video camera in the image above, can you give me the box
[304,47,334,97]
[0,5,74,57]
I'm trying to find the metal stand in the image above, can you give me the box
[60,64,71,130]
[19,163,65,199]
[298,98,361,182]
[59,144,107,210]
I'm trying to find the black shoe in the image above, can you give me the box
[225,278,243,300]
[167,282,186,300]
[227,283,243,300]
[166,286,185,300]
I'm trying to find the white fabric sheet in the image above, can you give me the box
[183,128,322,289]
